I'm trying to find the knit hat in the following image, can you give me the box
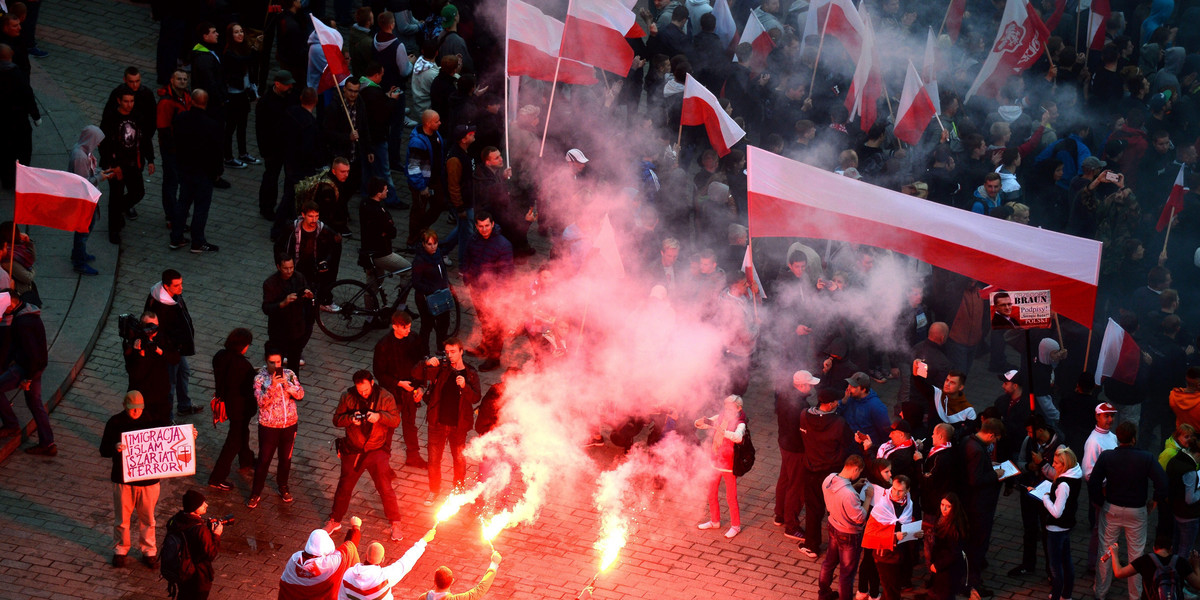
[365,542,386,565]
[441,4,458,27]
[124,390,145,410]
[183,490,206,513]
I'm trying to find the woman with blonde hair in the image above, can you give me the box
[696,395,747,539]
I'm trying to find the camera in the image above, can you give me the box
[210,514,236,526]
[353,410,371,422]
[118,313,148,343]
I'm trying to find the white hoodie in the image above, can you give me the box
[338,540,427,600]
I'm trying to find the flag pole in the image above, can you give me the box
[504,10,511,162]
[1162,206,1176,256]
[937,0,953,36]
[677,120,684,148]
[332,75,357,139]
[748,240,759,319]
[539,0,575,158]
[1082,328,1093,372]
[1054,313,1065,349]
[1075,3,1083,51]
[7,214,15,276]
[883,84,894,118]
[808,12,831,102]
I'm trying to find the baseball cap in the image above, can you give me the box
[793,370,821,387]
[998,369,1019,382]
[273,70,296,85]
[453,124,476,142]
[845,372,872,389]
[1149,92,1169,113]
[566,148,589,163]
[1095,402,1117,415]
[441,4,459,26]
[124,390,145,410]
[891,419,913,435]
[1080,156,1106,171]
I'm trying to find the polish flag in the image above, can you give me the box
[681,73,746,156]
[507,0,597,85]
[1156,164,1186,232]
[737,11,774,73]
[944,0,966,43]
[746,147,1102,326]
[742,244,767,299]
[801,0,864,59]
[593,213,625,276]
[561,0,637,76]
[845,3,882,131]
[965,0,1050,101]
[894,62,938,145]
[922,27,941,113]
[713,0,737,48]
[15,163,102,233]
[1094,318,1141,385]
[1087,0,1110,51]
[309,15,351,93]
[1043,0,1067,31]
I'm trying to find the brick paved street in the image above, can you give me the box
[0,2,1128,599]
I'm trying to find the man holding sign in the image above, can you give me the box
[98,391,161,569]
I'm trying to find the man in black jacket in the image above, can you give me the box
[964,417,1005,597]
[172,90,224,253]
[166,490,222,599]
[797,388,854,559]
[321,78,371,235]
[0,288,51,454]
[273,88,321,241]
[412,338,481,506]
[262,255,314,374]
[144,269,199,416]
[256,70,297,220]
[124,312,180,427]
[100,392,162,569]
[920,423,961,567]
[207,328,257,491]
[190,23,226,121]
[100,88,156,244]
[360,64,405,208]
[373,312,427,468]
[775,370,815,540]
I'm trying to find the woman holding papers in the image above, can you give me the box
[1032,447,1083,600]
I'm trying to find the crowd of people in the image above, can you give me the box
[5,0,1200,598]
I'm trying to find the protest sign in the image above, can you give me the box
[989,290,1051,330]
[121,424,196,483]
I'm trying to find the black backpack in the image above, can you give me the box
[1149,554,1181,600]
[732,421,756,477]
[160,525,197,598]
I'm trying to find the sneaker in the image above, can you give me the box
[584,435,605,448]
[177,406,204,416]
[112,554,127,568]
[125,207,139,220]
[25,444,57,456]
[298,358,306,367]
[190,243,220,253]
[855,593,870,600]
[281,489,294,503]
[224,158,248,169]
[784,529,804,540]
[1007,565,1033,577]
[320,303,342,313]
[697,521,720,530]
[74,264,99,276]
[142,554,159,569]
[390,521,404,541]
[724,526,741,539]
[213,177,231,189]
[29,47,48,58]
[323,518,342,534]
[798,545,818,559]
[773,517,784,527]
[168,239,190,250]
[246,495,260,509]
[208,481,233,492]
[405,456,429,469]
[240,154,262,165]
[424,492,438,507]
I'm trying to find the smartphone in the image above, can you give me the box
[1104,172,1120,183]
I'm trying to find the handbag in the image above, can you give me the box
[210,356,233,427]
[425,287,454,316]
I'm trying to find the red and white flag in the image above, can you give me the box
[745,147,1102,326]
[894,61,938,145]
[965,0,1050,101]
[1094,318,1141,385]
[944,0,966,42]
[561,0,637,76]
[741,244,767,299]
[845,3,882,131]
[737,10,774,73]
[1087,0,1110,51]
[309,15,351,93]
[507,0,597,85]
[593,213,625,276]
[801,0,865,59]
[1157,164,1186,232]
[681,74,746,156]
[922,27,941,114]
[15,163,102,233]
[713,0,737,47]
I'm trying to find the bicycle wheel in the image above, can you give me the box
[317,280,379,341]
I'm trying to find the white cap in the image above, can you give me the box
[566,148,589,163]
[793,370,820,387]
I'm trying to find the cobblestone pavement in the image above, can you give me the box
[0,2,1122,599]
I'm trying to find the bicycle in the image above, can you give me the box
[316,264,461,342]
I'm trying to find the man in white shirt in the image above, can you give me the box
[1084,402,1119,572]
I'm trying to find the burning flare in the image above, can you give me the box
[435,483,486,523]
[595,515,627,572]
[482,511,512,543]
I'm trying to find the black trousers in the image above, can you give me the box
[258,154,284,218]
[208,418,255,485]
[108,166,145,235]
[803,468,834,552]
[775,449,805,532]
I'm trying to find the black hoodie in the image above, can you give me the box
[799,407,851,472]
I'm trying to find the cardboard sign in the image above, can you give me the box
[989,290,1051,330]
[121,424,196,482]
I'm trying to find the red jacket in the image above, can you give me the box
[156,86,192,155]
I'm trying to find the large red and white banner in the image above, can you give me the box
[681,74,746,156]
[965,0,1049,101]
[15,163,102,233]
[561,0,637,76]
[507,0,597,85]
[745,147,1102,325]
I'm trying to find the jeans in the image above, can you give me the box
[428,422,469,494]
[1094,503,1147,600]
[167,356,192,411]
[0,364,51,446]
[441,207,473,264]
[1045,528,1074,600]
[877,558,906,600]
[252,424,297,497]
[72,202,99,267]
[177,172,213,248]
[1175,517,1199,559]
[774,449,805,532]
[208,418,254,485]
[113,482,159,556]
[707,470,740,527]
[364,141,399,205]
[330,449,403,522]
[819,526,864,600]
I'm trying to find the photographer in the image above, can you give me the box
[412,337,481,507]
[248,346,304,509]
[123,311,180,426]
[275,201,342,313]
[325,370,404,542]
[165,490,222,599]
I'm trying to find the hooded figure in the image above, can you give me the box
[1032,337,1064,425]
[1151,46,1186,95]
[279,526,361,600]
[338,536,429,600]
[68,126,105,273]
[307,31,328,90]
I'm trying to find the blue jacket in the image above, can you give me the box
[1035,134,1092,190]
[838,389,891,443]
[462,225,514,287]
[406,126,445,191]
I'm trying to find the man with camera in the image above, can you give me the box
[123,311,181,427]
[248,346,304,509]
[412,337,481,507]
[165,490,222,599]
[325,369,405,541]
[262,254,314,373]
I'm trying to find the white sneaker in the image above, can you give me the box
[724,526,741,539]
[697,521,720,530]
[424,492,438,507]
[320,303,341,313]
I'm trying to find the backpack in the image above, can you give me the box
[160,525,197,598]
[1149,554,1181,600]
[732,422,756,477]
[293,172,335,212]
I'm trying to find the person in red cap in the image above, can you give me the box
[1083,402,1118,571]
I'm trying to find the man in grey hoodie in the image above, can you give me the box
[817,454,872,600]
[68,125,112,275]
